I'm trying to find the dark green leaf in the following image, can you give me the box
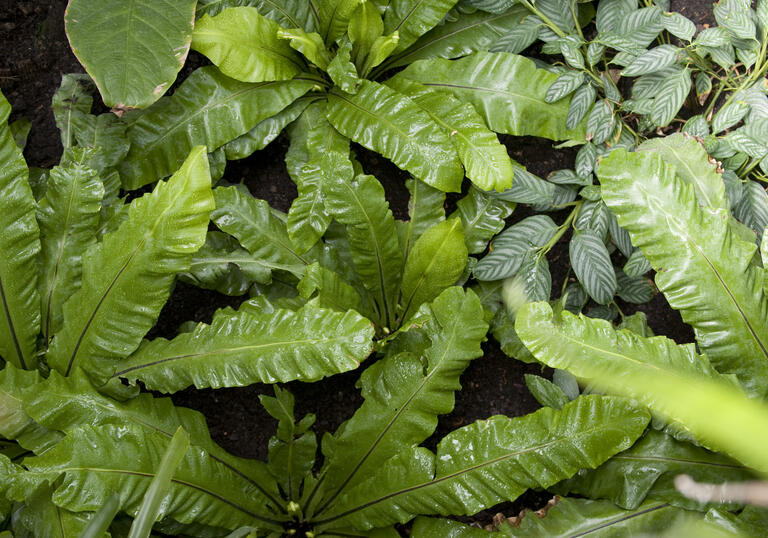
[622,45,680,76]
[567,82,597,130]
[524,374,568,409]
[382,0,459,53]
[545,71,585,103]
[451,187,514,254]
[569,230,617,304]
[650,67,691,127]
[663,11,696,41]
[586,99,615,144]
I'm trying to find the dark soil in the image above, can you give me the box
[1,0,706,531]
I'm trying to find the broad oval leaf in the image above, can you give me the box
[65,0,196,109]
[114,300,375,392]
[46,148,214,381]
[0,92,40,370]
[326,80,464,192]
[118,66,313,189]
[599,148,768,395]
[314,394,649,531]
[192,7,305,83]
[392,52,586,141]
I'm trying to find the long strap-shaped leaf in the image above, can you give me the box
[118,66,313,189]
[599,148,768,395]
[0,91,40,370]
[25,424,284,531]
[313,394,649,531]
[326,80,464,192]
[0,366,62,453]
[197,0,318,32]
[46,147,214,380]
[311,287,487,515]
[382,0,459,53]
[391,51,585,141]
[37,149,104,340]
[516,302,768,472]
[21,367,283,509]
[410,498,691,537]
[212,186,312,278]
[10,484,98,537]
[113,299,375,392]
[324,174,404,329]
[555,430,752,510]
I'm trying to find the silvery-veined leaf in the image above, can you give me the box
[474,216,558,281]
[452,187,514,254]
[586,42,605,66]
[574,200,610,239]
[714,0,755,40]
[616,269,653,304]
[579,185,601,201]
[608,211,633,258]
[490,19,541,54]
[596,0,636,33]
[535,0,575,33]
[462,0,517,14]
[695,27,731,47]
[597,32,646,54]
[567,82,597,130]
[723,131,767,159]
[548,169,590,186]
[388,7,529,68]
[495,166,555,206]
[586,99,615,144]
[558,35,585,69]
[518,254,552,302]
[712,101,750,134]
[575,142,597,179]
[569,230,617,304]
[622,45,680,77]
[545,71,585,103]
[733,180,768,235]
[617,6,663,47]
[662,11,696,41]
[695,72,712,105]
[683,115,710,137]
[650,67,691,127]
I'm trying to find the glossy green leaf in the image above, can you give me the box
[278,27,331,70]
[11,485,99,538]
[51,74,94,149]
[0,366,61,453]
[212,186,311,278]
[651,68,692,127]
[569,230,617,305]
[192,7,304,82]
[180,231,271,295]
[398,178,446,260]
[315,0,363,44]
[297,262,364,313]
[349,1,384,67]
[46,147,214,380]
[637,133,728,211]
[224,97,312,160]
[65,0,196,109]
[37,149,104,340]
[362,32,401,76]
[557,430,753,510]
[383,0,458,53]
[325,174,403,328]
[128,427,190,538]
[518,254,552,302]
[387,78,513,191]
[0,92,40,370]
[410,498,691,537]
[25,424,282,531]
[21,367,282,506]
[328,39,361,93]
[599,148,768,395]
[313,287,488,516]
[451,187,514,255]
[197,0,317,31]
[400,219,467,322]
[516,302,749,451]
[119,66,313,189]
[115,299,374,392]
[393,52,585,141]
[326,80,463,192]
[315,395,649,530]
